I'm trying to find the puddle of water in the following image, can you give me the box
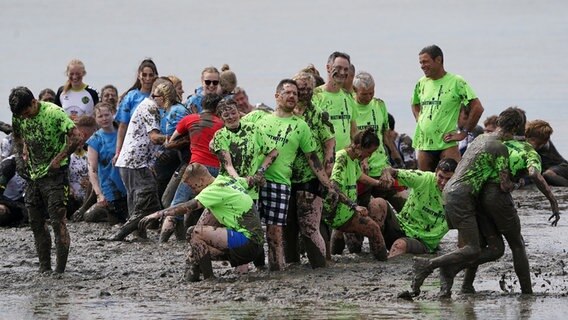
[1,294,566,320]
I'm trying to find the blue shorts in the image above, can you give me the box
[227,229,250,249]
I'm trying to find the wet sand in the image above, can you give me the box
[0,186,567,319]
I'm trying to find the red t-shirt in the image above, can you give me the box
[176,113,223,167]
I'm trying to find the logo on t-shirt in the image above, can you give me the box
[82,96,90,104]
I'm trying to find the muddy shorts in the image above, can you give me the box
[444,189,477,230]
[227,240,263,267]
[480,183,520,235]
[259,181,291,226]
[291,178,324,198]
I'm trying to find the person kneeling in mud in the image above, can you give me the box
[323,128,389,261]
[138,163,264,281]
[382,158,457,259]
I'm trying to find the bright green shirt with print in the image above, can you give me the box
[396,170,448,252]
[256,114,315,186]
[241,109,271,125]
[445,134,508,195]
[353,97,390,177]
[412,72,477,151]
[324,149,360,229]
[504,140,542,177]
[291,104,335,184]
[12,101,76,180]
[312,86,356,152]
[195,175,264,244]
[210,122,272,199]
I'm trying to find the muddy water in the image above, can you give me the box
[1,186,567,319]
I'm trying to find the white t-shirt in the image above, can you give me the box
[69,150,89,200]
[58,86,98,118]
[115,98,162,169]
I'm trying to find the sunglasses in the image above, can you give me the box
[204,80,219,86]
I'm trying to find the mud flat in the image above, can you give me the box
[0,186,567,319]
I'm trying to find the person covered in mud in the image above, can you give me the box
[10,86,82,273]
[241,79,337,271]
[381,158,457,259]
[158,93,224,242]
[109,80,167,241]
[409,107,520,299]
[411,44,484,172]
[457,108,560,296]
[138,163,264,282]
[0,155,27,227]
[334,71,405,255]
[525,119,568,187]
[72,102,127,224]
[283,72,336,269]
[312,51,357,152]
[323,128,390,261]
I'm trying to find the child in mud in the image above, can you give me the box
[9,86,82,273]
[382,158,457,259]
[323,128,389,261]
[409,107,522,298]
[138,163,264,281]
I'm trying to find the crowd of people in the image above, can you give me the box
[3,44,565,298]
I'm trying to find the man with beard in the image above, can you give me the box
[244,79,336,271]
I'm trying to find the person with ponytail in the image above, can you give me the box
[54,59,99,120]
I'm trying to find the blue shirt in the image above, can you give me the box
[185,86,204,114]
[86,129,127,201]
[115,89,150,124]
[163,103,189,136]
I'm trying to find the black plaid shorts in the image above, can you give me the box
[258,181,291,226]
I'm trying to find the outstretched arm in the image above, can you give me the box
[528,166,560,226]
[139,199,203,231]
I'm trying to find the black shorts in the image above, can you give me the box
[291,178,324,198]
[444,188,477,230]
[227,240,264,267]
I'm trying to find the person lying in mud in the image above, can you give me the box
[323,128,389,261]
[455,108,560,296]
[408,107,524,299]
[381,158,457,259]
[138,163,265,281]
[525,119,568,187]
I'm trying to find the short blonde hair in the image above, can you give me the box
[525,119,553,140]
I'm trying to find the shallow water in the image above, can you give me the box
[1,293,566,320]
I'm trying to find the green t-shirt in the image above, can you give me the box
[411,72,477,151]
[353,97,390,176]
[210,122,272,199]
[256,114,316,186]
[396,170,448,252]
[504,140,542,177]
[445,134,508,195]
[291,104,335,184]
[195,175,264,244]
[241,109,270,124]
[12,101,76,180]
[324,149,360,229]
[312,86,356,151]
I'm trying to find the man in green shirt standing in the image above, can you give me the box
[10,86,82,273]
[312,51,357,152]
[411,44,484,172]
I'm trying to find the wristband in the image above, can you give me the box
[349,202,357,211]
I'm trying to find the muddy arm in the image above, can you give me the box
[49,127,82,170]
[528,166,560,226]
[139,199,203,231]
